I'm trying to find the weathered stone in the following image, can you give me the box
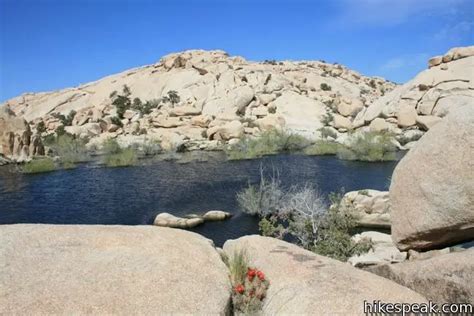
[202,210,232,221]
[397,104,417,127]
[366,249,474,304]
[169,106,202,116]
[0,106,42,162]
[0,224,231,315]
[416,115,442,131]
[337,98,364,117]
[153,212,204,228]
[428,56,443,68]
[341,190,391,229]
[223,236,426,314]
[207,120,244,141]
[333,114,352,130]
[369,118,390,132]
[349,232,407,267]
[390,105,474,251]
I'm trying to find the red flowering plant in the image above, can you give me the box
[227,249,270,314]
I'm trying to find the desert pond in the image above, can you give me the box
[0,154,399,246]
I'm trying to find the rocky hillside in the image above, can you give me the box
[357,46,474,148]
[1,46,472,161]
[2,49,394,155]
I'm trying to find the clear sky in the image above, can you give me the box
[1,0,473,102]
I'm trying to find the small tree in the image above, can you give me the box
[163,90,180,105]
[320,83,332,91]
[36,121,46,134]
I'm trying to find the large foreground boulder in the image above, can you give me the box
[223,235,426,314]
[0,224,231,315]
[366,249,474,304]
[390,105,474,251]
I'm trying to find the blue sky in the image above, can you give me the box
[1,0,473,102]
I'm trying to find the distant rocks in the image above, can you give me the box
[390,105,474,251]
[154,210,232,229]
[340,189,390,229]
[0,224,231,315]
[348,232,407,267]
[0,106,44,162]
[428,46,474,68]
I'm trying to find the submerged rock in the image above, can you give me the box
[0,224,231,314]
[154,212,204,228]
[203,210,232,221]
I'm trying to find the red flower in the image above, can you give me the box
[247,268,256,281]
[234,284,245,294]
[257,270,265,281]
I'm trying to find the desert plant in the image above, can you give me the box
[321,110,334,126]
[239,171,373,261]
[336,131,397,162]
[162,90,180,105]
[52,110,76,126]
[237,166,285,217]
[304,140,340,156]
[21,158,56,174]
[319,126,338,139]
[312,192,373,261]
[103,148,137,167]
[226,129,310,160]
[226,249,269,314]
[50,134,88,167]
[55,125,66,136]
[110,116,123,127]
[320,83,332,91]
[36,121,46,134]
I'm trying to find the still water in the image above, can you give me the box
[0,154,398,246]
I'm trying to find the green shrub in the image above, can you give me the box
[102,138,122,155]
[227,249,249,285]
[336,131,397,162]
[312,192,373,261]
[226,129,310,160]
[36,121,46,134]
[239,171,373,262]
[22,158,56,174]
[304,140,340,156]
[319,126,337,139]
[51,134,88,167]
[55,125,66,136]
[104,148,137,167]
[162,90,180,105]
[321,110,334,126]
[52,110,76,126]
[320,83,332,91]
[110,116,123,127]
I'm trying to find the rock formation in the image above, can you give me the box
[0,106,44,162]
[0,224,231,315]
[362,46,473,142]
[2,49,394,152]
[2,47,472,155]
[366,249,474,304]
[390,105,474,251]
[340,189,390,228]
[223,235,426,314]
